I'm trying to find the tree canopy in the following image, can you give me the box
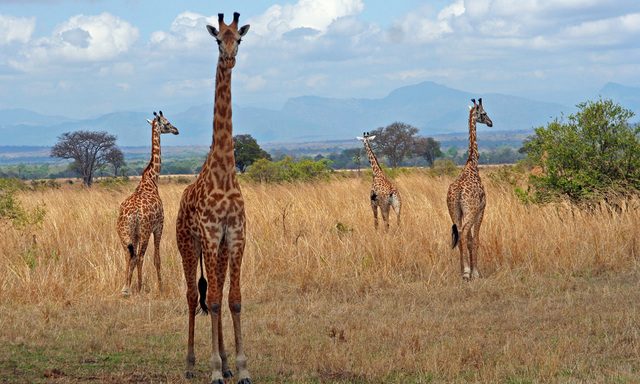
[233,134,272,172]
[521,98,640,203]
[51,130,119,186]
[369,122,420,168]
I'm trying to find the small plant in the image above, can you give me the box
[0,178,46,229]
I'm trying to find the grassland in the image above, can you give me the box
[1,170,639,383]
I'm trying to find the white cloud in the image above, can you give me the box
[11,12,138,71]
[249,0,364,37]
[0,14,35,45]
[150,11,216,51]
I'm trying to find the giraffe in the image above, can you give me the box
[446,98,493,281]
[175,12,252,384]
[116,110,179,296]
[357,132,401,231]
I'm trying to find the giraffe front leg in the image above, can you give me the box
[201,232,224,384]
[178,228,199,379]
[228,236,252,384]
[217,241,232,379]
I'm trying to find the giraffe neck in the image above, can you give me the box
[141,120,161,182]
[201,59,235,178]
[363,140,385,179]
[466,108,479,170]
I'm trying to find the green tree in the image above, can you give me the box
[233,134,271,172]
[521,98,640,203]
[105,147,126,176]
[370,122,419,168]
[413,136,443,167]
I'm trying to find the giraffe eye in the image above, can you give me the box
[216,39,221,45]
[237,38,242,44]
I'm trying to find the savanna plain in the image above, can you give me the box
[1,170,639,383]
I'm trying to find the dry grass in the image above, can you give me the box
[1,170,639,383]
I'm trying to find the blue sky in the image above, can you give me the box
[1,0,639,118]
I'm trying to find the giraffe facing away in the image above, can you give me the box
[357,132,401,231]
[175,13,252,384]
[446,98,493,281]
[117,111,178,296]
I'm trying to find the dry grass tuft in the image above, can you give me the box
[1,170,639,383]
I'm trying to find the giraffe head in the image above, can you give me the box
[356,131,377,142]
[147,111,179,135]
[470,98,493,127]
[206,12,250,69]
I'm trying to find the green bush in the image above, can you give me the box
[0,178,46,229]
[245,157,333,183]
[521,98,640,204]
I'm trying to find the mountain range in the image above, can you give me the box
[1,81,638,147]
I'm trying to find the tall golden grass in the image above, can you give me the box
[1,170,638,382]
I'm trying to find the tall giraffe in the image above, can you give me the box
[357,132,401,231]
[176,12,252,384]
[117,111,178,295]
[446,98,493,281]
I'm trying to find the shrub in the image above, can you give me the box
[0,178,46,229]
[521,99,640,204]
[245,157,333,183]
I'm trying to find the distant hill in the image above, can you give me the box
[1,80,639,146]
[599,82,640,114]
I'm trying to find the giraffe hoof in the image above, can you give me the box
[237,379,253,384]
[121,288,131,296]
[185,371,196,379]
[462,274,471,282]
[210,380,224,384]
[223,369,233,379]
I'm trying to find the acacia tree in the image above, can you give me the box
[233,134,271,172]
[370,122,419,167]
[105,147,126,176]
[51,130,119,186]
[413,136,443,167]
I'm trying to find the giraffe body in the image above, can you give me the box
[176,13,252,384]
[358,132,401,231]
[446,98,493,281]
[116,111,178,295]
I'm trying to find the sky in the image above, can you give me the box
[1,0,639,118]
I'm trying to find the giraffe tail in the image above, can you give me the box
[451,224,459,249]
[197,251,209,315]
[127,244,136,259]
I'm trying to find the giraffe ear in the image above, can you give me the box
[356,136,365,141]
[368,135,376,141]
[206,25,219,37]
[239,24,250,36]
[468,105,473,110]
[146,119,153,125]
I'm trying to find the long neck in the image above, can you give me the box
[201,59,235,176]
[466,108,479,169]
[142,121,161,181]
[363,140,384,178]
